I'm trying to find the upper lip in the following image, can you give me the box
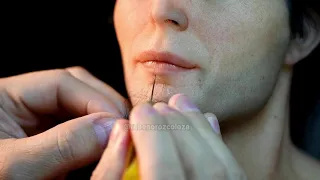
[135,51,198,69]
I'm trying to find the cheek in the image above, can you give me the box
[194,1,291,118]
[193,0,290,76]
[114,0,150,54]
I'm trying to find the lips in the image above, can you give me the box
[135,51,198,70]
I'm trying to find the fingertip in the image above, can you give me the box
[153,102,176,115]
[129,103,157,122]
[168,93,200,112]
[107,119,130,147]
[93,119,131,180]
[204,113,217,120]
[204,113,220,135]
[92,118,116,148]
[168,93,186,106]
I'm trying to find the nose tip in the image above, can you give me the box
[151,1,188,31]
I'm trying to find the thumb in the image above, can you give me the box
[9,112,116,180]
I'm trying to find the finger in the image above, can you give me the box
[4,69,123,118]
[130,103,185,180]
[168,94,215,135]
[66,66,131,116]
[0,108,26,138]
[169,94,241,172]
[91,119,130,180]
[153,103,217,179]
[7,112,115,180]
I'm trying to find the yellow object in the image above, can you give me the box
[122,142,139,180]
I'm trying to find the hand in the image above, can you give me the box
[92,94,247,180]
[0,67,130,180]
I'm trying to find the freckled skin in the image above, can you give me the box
[113,0,291,121]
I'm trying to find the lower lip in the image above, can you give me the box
[139,61,195,74]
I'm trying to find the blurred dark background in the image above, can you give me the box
[2,1,127,96]
[1,1,319,178]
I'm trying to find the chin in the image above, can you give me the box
[127,83,178,106]
[125,67,202,105]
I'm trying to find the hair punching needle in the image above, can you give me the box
[148,75,156,105]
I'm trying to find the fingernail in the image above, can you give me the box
[113,124,130,152]
[109,122,130,157]
[132,103,157,119]
[93,118,116,148]
[207,116,220,134]
[108,122,122,143]
[177,94,200,112]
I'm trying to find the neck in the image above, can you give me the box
[221,67,320,180]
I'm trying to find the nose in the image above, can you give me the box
[151,0,188,31]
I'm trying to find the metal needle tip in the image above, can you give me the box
[148,75,156,104]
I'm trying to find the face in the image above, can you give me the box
[113,0,291,121]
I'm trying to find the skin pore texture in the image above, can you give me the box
[113,0,320,179]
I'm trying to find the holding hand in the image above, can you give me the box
[0,67,129,179]
[93,94,247,180]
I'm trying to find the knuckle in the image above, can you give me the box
[52,69,74,88]
[48,69,73,85]
[54,69,73,80]
[56,128,77,163]
[0,109,26,139]
[66,66,88,74]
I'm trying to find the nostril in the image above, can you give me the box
[165,19,179,26]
